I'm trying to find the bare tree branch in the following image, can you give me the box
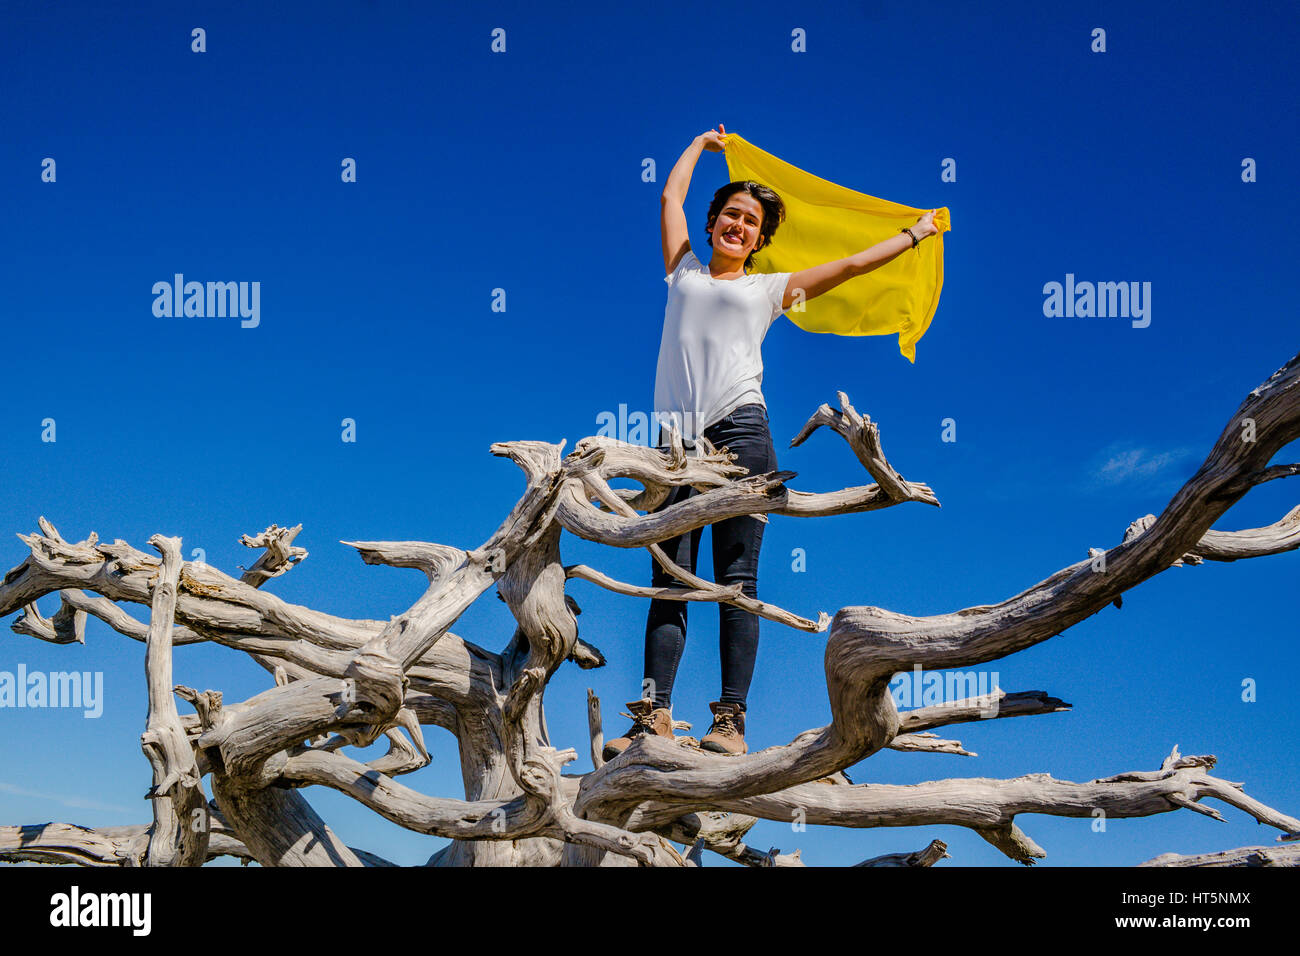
[140,534,208,867]
[854,839,950,867]
[1140,844,1300,867]
[3,354,1296,867]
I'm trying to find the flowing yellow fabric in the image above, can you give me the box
[723,133,951,363]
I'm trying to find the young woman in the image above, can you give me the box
[603,124,939,759]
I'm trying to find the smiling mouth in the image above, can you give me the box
[722,232,743,245]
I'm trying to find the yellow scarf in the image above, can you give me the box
[723,133,951,362]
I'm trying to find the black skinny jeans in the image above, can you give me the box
[643,402,777,711]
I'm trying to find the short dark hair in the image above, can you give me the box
[704,180,786,272]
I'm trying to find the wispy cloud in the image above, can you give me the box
[0,781,134,814]
[1084,443,1200,492]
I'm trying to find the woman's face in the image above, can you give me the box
[710,192,764,259]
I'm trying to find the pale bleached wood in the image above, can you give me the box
[0,803,396,868]
[898,689,1071,733]
[854,839,950,867]
[789,390,925,504]
[0,823,150,867]
[140,534,208,867]
[279,745,676,865]
[572,468,831,632]
[567,548,829,633]
[555,468,797,547]
[238,523,307,587]
[587,689,605,771]
[566,562,743,604]
[1124,503,1300,564]
[573,355,1300,847]
[626,745,1300,865]
[2,354,1298,866]
[889,733,975,756]
[1140,843,1300,867]
[341,539,467,582]
[11,592,86,644]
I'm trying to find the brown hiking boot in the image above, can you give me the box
[700,701,748,755]
[602,699,674,761]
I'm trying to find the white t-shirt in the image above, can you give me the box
[653,248,792,441]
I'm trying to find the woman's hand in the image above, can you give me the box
[699,123,728,152]
[912,209,940,239]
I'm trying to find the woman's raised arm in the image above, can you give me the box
[780,210,939,310]
[661,125,727,274]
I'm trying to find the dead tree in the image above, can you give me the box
[2,352,1298,867]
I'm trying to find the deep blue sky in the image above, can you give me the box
[1,0,1296,867]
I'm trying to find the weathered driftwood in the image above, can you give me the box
[855,839,950,867]
[1140,843,1300,867]
[1,353,1298,867]
[140,535,208,867]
